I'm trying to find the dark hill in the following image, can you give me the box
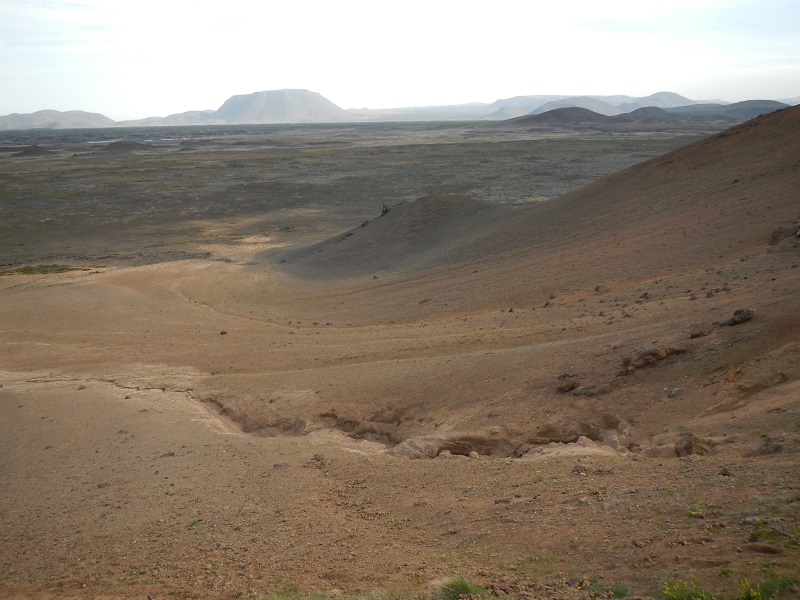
[506,107,612,126]
[665,99,788,120]
[610,106,677,123]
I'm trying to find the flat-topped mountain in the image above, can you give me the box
[212,89,347,124]
[0,110,116,130]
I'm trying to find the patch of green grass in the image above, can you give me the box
[0,264,88,276]
[585,576,629,598]
[185,518,203,529]
[434,577,484,600]
[610,584,631,598]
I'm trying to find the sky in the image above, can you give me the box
[1,0,798,120]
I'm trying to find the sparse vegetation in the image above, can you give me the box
[0,264,88,275]
[662,575,799,600]
[434,577,484,600]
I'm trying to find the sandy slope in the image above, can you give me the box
[1,109,799,599]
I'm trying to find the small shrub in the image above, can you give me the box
[435,577,483,600]
[610,584,630,598]
[662,579,717,600]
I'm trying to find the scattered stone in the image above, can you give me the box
[724,308,754,326]
[718,467,731,477]
[220,330,228,335]
[468,451,480,460]
[572,463,588,474]
[689,327,710,339]
[667,387,680,398]
[159,451,176,458]
[304,453,327,468]
[675,432,709,457]
[601,498,621,510]
[77,384,87,390]
[556,377,580,393]
[571,382,613,397]
[750,433,800,455]
[390,436,445,459]
[619,345,687,376]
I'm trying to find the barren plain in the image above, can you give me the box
[1,114,799,600]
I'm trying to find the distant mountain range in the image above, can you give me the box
[499,100,791,129]
[0,89,795,130]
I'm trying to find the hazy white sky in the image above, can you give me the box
[2,0,798,119]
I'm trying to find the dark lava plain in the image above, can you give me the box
[1,121,710,269]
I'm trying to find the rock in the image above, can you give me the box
[750,433,800,455]
[718,467,731,476]
[600,430,621,450]
[389,436,445,459]
[556,379,580,393]
[724,308,754,326]
[619,345,687,376]
[572,463,588,474]
[571,382,613,396]
[601,498,621,510]
[468,451,480,460]
[675,433,709,457]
